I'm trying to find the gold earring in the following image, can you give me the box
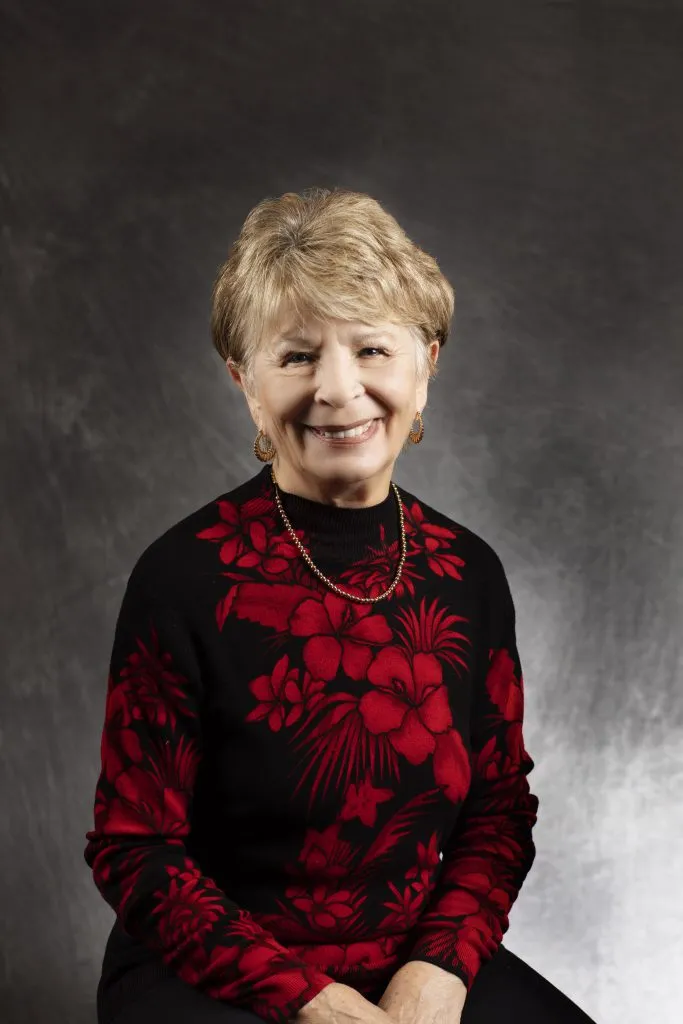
[254,430,276,462]
[408,411,424,444]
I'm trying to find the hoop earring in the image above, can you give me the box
[408,411,424,444]
[254,430,276,462]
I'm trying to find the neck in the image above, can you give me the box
[264,464,401,567]
[271,459,393,508]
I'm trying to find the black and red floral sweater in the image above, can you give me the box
[85,464,539,1024]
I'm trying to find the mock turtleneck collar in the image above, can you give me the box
[259,465,401,564]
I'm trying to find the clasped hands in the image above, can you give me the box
[377,961,467,1024]
[297,961,467,1024]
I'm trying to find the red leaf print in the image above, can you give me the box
[474,724,526,780]
[153,861,227,947]
[293,693,399,809]
[235,950,313,1010]
[486,648,524,722]
[223,582,314,632]
[406,832,442,891]
[118,624,194,730]
[424,887,480,920]
[425,549,466,580]
[288,937,406,980]
[340,538,425,599]
[101,733,200,838]
[380,879,428,930]
[292,824,354,882]
[403,502,457,546]
[432,729,471,804]
[340,774,394,827]
[394,597,473,675]
[356,790,441,875]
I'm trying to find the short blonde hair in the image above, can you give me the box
[210,186,455,389]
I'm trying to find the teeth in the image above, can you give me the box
[316,420,374,439]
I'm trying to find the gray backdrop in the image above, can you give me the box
[2,2,682,1023]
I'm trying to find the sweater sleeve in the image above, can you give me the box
[405,545,539,990]
[83,560,335,1024]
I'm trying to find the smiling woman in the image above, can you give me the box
[211,187,452,508]
[85,187,596,1024]
[226,314,439,508]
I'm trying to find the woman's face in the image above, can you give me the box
[228,315,440,506]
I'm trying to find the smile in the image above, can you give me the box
[306,418,381,443]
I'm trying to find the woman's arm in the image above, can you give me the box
[399,545,540,994]
[84,557,335,1024]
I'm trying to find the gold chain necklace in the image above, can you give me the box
[270,466,407,604]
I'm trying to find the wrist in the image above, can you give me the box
[394,960,467,996]
[295,982,371,1024]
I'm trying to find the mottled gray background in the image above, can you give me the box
[1,1,682,1022]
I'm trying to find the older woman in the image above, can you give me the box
[85,187,596,1024]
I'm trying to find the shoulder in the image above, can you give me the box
[125,467,271,604]
[397,482,509,586]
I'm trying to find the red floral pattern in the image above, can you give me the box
[84,469,539,1023]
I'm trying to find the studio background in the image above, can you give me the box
[2,2,682,1023]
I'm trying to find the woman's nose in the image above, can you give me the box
[313,354,362,405]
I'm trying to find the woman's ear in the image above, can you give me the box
[226,358,244,392]
[416,338,441,409]
[226,359,263,431]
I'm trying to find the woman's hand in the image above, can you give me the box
[377,961,468,1024]
[295,981,395,1024]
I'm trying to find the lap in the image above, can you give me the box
[461,944,597,1024]
[99,944,597,1024]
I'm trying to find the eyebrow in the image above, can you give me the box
[276,330,389,349]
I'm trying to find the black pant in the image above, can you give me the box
[98,944,598,1024]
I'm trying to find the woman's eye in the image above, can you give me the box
[283,347,386,365]
[282,352,312,365]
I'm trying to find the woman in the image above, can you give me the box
[85,187,596,1024]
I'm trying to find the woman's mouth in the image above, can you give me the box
[306,418,381,444]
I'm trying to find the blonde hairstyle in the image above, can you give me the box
[210,186,455,391]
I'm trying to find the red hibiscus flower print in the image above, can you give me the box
[340,774,394,827]
[246,654,325,732]
[290,592,392,681]
[403,502,465,579]
[286,884,357,931]
[197,496,300,575]
[359,647,452,764]
[486,647,524,722]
